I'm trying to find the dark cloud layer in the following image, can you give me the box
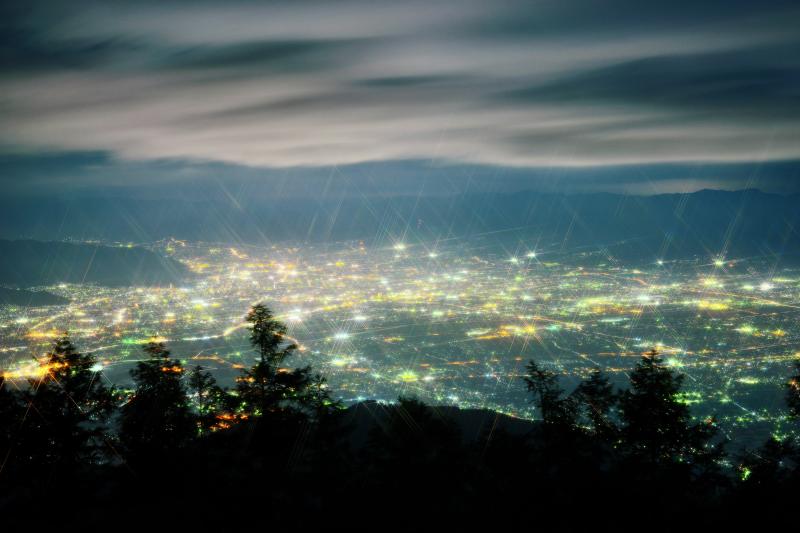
[505,49,800,112]
[1,0,799,192]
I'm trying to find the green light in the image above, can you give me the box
[665,358,685,368]
[398,370,418,382]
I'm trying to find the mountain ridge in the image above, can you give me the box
[0,240,187,288]
[0,189,797,262]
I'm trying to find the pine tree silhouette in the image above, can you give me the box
[236,304,320,419]
[574,368,618,440]
[18,335,114,472]
[188,365,227,432]
[0,376,23,475]
[787,360,800,419]
[619,349,722,479]
[523,359,577,427]
[119,341,195,461]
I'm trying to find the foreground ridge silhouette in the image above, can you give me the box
[1,304,799,529]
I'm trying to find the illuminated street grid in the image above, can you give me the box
[2,240,799,445]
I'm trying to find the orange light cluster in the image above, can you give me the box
[26,329,62,340]
[211,412,250,431]
[3,360,68,380]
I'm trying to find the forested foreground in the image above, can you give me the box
[2,304,800,530]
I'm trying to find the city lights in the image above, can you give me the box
[1,240,799,444]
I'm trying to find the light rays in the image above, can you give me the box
[2,239,800,443]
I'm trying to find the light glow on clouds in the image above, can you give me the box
[1,0,799,171]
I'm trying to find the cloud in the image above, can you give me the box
[0,0,799,173]
[502,47,800,116]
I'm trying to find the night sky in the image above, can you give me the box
[2,0,799,196]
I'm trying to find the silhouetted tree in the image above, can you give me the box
[739,437,795,488]
[18,335,114,472]
[0,376,23,471]
[574,368,618,440]
[523,359,577,427]
[787,360,800,419]
[619,350,722,477]
[295,372,341,417]
[13,317,800,528]
[236,304,315,418]
[303,375,350,473]
[119,341,195,459]
[248,303,290,366]
[522,360,610,518]
[188,365,227,432]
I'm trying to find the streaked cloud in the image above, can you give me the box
[1,0,799,174]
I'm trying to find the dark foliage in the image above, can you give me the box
[618,351,724,479]
[187,365,228,433]
[788,359,800,419]
[573,368,617,440]
[119,341,195,461]
[1,310,799,529]
[13,336,113,473]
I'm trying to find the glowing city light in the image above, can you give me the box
[2,238,799,451]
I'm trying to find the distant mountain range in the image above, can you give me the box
[0,287,69,307]
[0,189,797,262]
[0,240,187,288]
